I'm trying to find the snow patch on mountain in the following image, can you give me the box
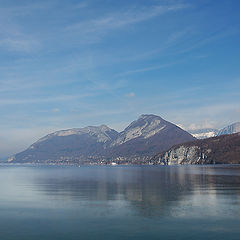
[189,122,240,139]
[217,122,240,136]
[111,115,166,146]
[189,128,218,139]
[34,125,118,145]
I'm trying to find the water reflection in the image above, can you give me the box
[2,165,239,217]
[1,165,240,240]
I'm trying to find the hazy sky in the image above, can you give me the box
[0,0,240,157]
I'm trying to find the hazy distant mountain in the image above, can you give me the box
[9,125,118,164]
[152,133,240,165]
[217,122,240,136]
[188,122,240,139]
[10,114,195,164]
[189,128,218,139]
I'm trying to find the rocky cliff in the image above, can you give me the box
[152,133,240,165]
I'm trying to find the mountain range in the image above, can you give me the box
[8,115,240,165]
[189,122,240,139]
[9,114,195,164]
[217,122,240,136]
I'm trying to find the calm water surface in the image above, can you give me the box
[0,165,240,240]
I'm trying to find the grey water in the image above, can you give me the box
[0,165,240,240]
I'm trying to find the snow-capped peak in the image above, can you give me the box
[217,122,240,136]
[189,128,218,139]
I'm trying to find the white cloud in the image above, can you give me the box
[167,28,192,44]
[66,3,188,42]
[168,102,240,131]
[126,92,135,97]
[0,3,46,53]
[0,37,40,52]
[177,28,238,55]
[186,121,215,131]
[117,61,180,77]
[0,94,90,105]
[74,2,88,9]
[53,108,60,113]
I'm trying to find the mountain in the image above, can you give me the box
[151,133,240,165]
[106,114,195,158]
[10,114,195,164]
[217,122,240,136]
[188,128,218,139]
[188,122,240,139]
[9,125,118,164]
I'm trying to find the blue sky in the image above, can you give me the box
[0,0,240,157]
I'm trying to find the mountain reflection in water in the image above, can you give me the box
[0,165,240,240]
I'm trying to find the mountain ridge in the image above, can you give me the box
[217,122,240,136]
[189,122,240,139]
[10,114,195,164]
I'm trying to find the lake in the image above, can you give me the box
[0,164,240,240]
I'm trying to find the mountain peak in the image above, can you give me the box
[218,122,240,136]
[138,114,163,120]
[98,124,112,131]
[12,114,195,164]
[34,124,118,145]
[111,114,167,146]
